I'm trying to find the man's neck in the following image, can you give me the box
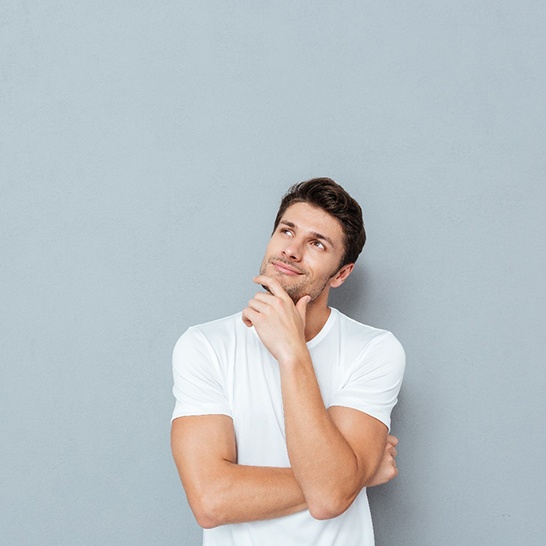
[304,303,332,342]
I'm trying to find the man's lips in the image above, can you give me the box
[271,261,303,276]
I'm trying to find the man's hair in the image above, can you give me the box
[273,177,366,268]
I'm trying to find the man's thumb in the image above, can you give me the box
[296,295,311,318]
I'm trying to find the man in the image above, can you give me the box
[171,178,405,545]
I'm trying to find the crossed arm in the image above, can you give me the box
[171,275,400,529]
[171,413,398,528]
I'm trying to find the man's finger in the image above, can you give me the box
[242,315,253,327]
[253,275,290,299]
[253,292,275,303]
[386,434,399,447]
[296,295,311,321]
[247,298,270,315]
[242,306,259,327]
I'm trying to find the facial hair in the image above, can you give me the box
[259,257,335,304]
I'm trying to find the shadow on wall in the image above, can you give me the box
[328,266,370,319]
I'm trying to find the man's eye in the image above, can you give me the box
[312,241,325,249]
[281,229,293,236]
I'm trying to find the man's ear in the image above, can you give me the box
[330,263,354,288]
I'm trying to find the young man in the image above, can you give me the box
[171,178,406,545]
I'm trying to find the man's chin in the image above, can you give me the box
[258,267,309,302]
[283,284,308,304]
[265,278,301,302]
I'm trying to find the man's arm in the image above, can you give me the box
[243,275,401,520]
[171,414,399,529]
[364,431,399,487]
[171,414,307,528]
[280,357,388,519]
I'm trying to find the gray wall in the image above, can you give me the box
[1,2,545,545]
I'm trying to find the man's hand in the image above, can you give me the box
[241,275,400,519]
[366,435,399,487]
[242,275,311,363]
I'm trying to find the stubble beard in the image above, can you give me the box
[259,257,333,304]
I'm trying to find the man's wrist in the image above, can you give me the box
[277,346,312,369]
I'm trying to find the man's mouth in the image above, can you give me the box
[271,260,303,276]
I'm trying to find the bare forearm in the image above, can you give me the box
[172,415,307,528]
[185,463,307,528]
[279,353,373,518]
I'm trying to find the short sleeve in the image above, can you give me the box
[330,331,406,431]
[171,326,232,421]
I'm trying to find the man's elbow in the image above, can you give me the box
[193,508,220,530]
[189,492,227,529]
[307,491,357,521]
[307,465,374,520]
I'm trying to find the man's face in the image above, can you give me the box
[259,202,351,304]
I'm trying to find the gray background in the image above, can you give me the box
[1,1,545,545]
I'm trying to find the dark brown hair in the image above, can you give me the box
[273,177,366,267]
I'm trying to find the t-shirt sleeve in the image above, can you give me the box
[171,326,232,421]
[330,331,406,431]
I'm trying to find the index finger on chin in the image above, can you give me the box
[253,275,287,298]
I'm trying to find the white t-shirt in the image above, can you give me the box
[172,308,405,546]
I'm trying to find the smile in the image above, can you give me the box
[272,261,303,276]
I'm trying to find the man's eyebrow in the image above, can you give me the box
[279,220,335,248]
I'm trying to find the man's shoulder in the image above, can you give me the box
[331,308,405,353]
[189,311,243,332]
[176,311,249,348]
[332,308,393,337]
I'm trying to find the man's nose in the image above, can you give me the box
[282,239,303,261]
